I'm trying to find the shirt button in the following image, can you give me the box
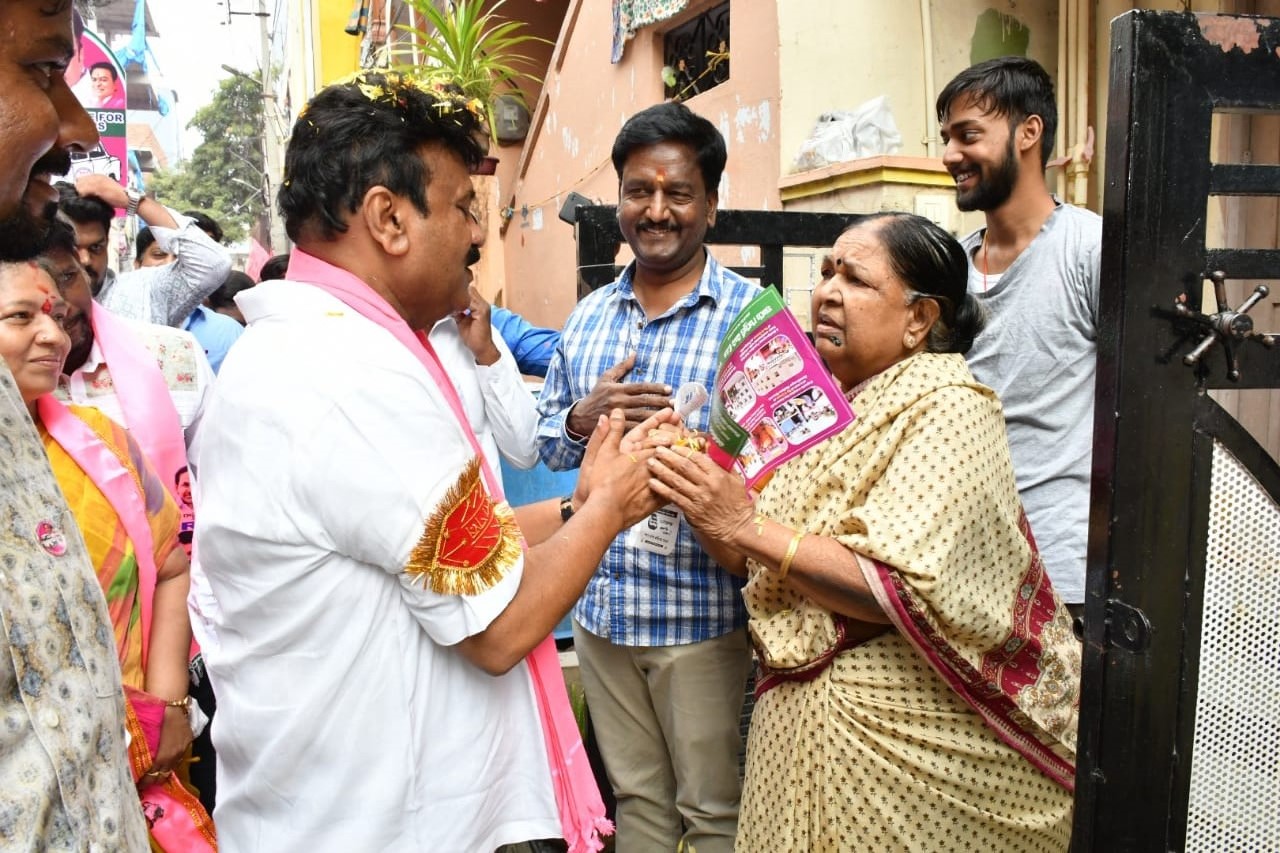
[40,709,60,729]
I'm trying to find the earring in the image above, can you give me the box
[905,334,916,348]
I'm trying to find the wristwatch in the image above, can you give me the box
[124,188,144,217]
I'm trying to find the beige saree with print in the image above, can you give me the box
[737,353,1080,853]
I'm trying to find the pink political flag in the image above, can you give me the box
[246,237,270,281]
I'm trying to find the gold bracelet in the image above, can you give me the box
[753,513,766,536]
[777,532,804,580]
[163,696,190,711]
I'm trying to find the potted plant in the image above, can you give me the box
[394,0,549,174]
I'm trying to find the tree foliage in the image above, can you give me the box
[147,73,265,244]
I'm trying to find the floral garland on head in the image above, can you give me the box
[312,69,488,130]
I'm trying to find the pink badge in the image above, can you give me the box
[36,520,67,556]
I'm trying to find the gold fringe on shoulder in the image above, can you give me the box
[404,457,522,597]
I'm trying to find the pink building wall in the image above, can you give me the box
[495,0,782,329]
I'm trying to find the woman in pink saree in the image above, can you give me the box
[646,213,1081,851]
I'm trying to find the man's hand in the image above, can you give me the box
[454,285,501,365]
[75,175,179,230]
[567,353,673,435]
[579,409,664,529]
[75,173,129,209]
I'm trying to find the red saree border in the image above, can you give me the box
[858,552,1077,792]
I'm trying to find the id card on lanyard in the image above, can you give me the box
[627,506,682,556]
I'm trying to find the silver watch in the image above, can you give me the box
[124,188,143,217]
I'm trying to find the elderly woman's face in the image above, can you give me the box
[811,223,927,391]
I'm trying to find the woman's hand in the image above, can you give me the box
[577,409,664,529]
[648,445,754,543]
[141,702,193,785]
[620,407,684,454]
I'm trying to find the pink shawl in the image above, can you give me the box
[287,249,612,852]
[38,395,160,667]
[38,396,216,851]
[87,303,187,500]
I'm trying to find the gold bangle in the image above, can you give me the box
[778,532,804,580]
[752,513,766,536]
[164,696,190,711]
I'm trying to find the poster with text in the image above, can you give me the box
[58,21,127,202]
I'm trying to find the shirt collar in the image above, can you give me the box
[69,335,107,378]
[615,250,725,316]
[96,267,118,300]
[184,305,211,331]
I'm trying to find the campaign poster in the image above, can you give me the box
[59,14,128,197]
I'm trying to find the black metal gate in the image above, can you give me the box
[1073,11,1280,852]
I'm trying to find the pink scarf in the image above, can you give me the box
[38,394,160,666]
[38,396,217,852]
[87,303,200,660]
[287,250,612,852]
[88,303,187,500]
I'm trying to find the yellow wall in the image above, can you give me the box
[281,0,357,125]
[317,0,363,87]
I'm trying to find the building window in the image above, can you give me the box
[663,2,730,101]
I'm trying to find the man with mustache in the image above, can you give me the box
[39,215,212,471]
[190,72,662,851]
[937,57,1101,618]
[0,0,149,848]
[536,101,758,853]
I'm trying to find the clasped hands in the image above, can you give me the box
[575,407,754,543]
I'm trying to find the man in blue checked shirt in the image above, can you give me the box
[536,102,757,853]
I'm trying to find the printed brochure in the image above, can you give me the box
[704,287,854,490]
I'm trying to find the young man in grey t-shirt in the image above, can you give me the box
[937,56,1102,615]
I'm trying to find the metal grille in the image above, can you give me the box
[662,2,729,101]
[1185,441,1280,851]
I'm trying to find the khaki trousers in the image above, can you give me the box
[572,622,752,853]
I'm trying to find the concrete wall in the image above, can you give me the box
[777,0,1058,172]
[499,0,782,328]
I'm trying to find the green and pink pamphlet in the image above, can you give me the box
[706,287,854,490]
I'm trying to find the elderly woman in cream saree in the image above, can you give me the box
[645,213,1081,852]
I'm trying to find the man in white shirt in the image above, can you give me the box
[192,71,660,852]
[57,173,231,326]
[430,282,540,474]
[42,217,212,446]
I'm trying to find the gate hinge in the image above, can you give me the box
[1104,599,1153,652]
